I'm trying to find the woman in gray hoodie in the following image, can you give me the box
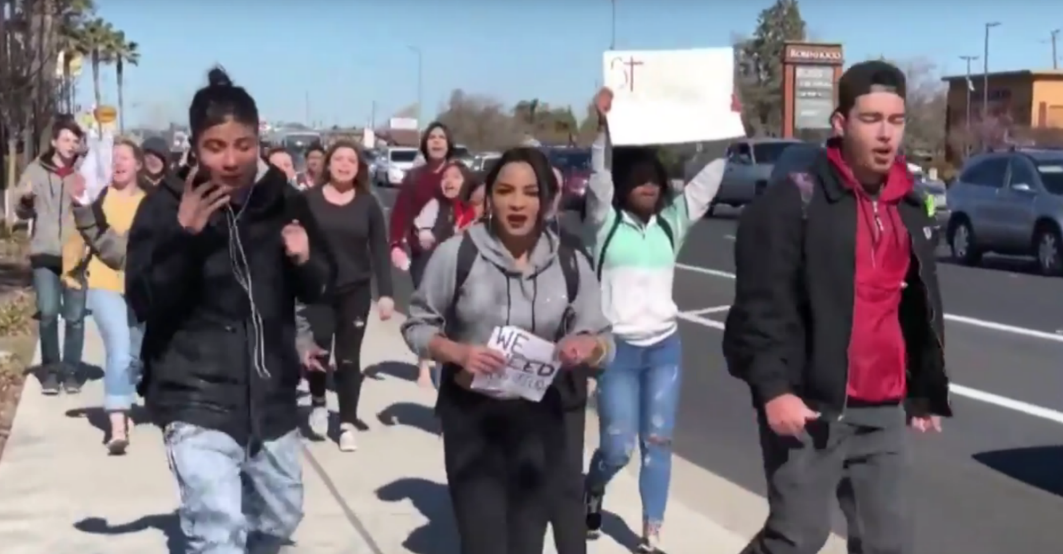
[402,146,613,554]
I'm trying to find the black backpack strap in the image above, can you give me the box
[595,206,623,281]
[557,242,580,305]
[657,216,675,251]
[451,234,479,314]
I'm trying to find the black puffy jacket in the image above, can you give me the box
[126,162,333,444]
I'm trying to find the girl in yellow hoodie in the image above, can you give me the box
[63,138,147,454]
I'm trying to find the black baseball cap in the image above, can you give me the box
[836,60,906,114]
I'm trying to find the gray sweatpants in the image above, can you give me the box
[742,406,909,554]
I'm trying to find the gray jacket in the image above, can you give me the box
[401,223,614,366]
[71,202,128,270]
[16,156,78,265]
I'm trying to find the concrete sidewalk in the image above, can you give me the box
[0,309,806,553]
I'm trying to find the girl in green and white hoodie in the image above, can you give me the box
[582,89,726,553]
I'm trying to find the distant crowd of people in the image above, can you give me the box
[13,59,949,554]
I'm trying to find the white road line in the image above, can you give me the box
[678,306,1063,424]
[676,263,1063,343]
[683,305,731,316]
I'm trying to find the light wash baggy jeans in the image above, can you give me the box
[87,289,144,411]
[164,422,304,554]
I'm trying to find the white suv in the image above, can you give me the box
[374,147,420,187]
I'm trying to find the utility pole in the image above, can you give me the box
[960,55,979,155]
[408,46,423,130]
[304,91,311,127]
[1052,29,1060,69]
[983,22,1000,122]
[609,0,616,50]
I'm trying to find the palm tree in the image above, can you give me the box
[81,17,115,110]
[110,31,138,133]
[56,0,94,113]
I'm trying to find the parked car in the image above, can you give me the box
[946,148,1063,275]
[543,147,592,211]
[469,152,501,173]
[373,147,419,187]
[689,137,801,216]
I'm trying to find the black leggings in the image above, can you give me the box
[304,284,372,426]
[440,391,586,554]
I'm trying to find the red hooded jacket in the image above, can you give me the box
[388,164,444,254]
[825,144,913,403]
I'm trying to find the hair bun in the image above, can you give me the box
[207,67,233,88]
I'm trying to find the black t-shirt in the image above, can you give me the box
[305,187,393,297]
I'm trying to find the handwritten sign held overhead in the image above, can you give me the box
[470,326,561,402]
[603,48,746,146]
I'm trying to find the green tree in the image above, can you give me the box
[82,17,116,109]
[111,31,139,133]
[735,0,807,136]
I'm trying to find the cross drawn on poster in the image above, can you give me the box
[470,326,561,402]
[602,48,745,146]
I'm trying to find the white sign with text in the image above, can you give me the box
[603,47,746,146]
[470,326,561,402]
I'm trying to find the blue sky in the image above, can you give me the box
[81,0,1058,129]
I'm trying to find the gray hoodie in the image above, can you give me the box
[15,155,78,266]
[402,222,614,372]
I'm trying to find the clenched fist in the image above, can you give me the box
[282,220,310,265]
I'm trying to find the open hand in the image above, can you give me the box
[391,246,410,271]
[556,334,602,367]
[377,297,394,320]
[177,167,230,234]
[764,393,820,437]
[459,345,507,375]
[282,220,310,265]
[594,87,613,119]
[302,344,329,372]
[68,173,87,204]
[910,415,942,433]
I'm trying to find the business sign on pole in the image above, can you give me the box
[389,117,418,131]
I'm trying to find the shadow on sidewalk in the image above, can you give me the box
[24,362,104,385]
[64,405,152,442]
[74,512,185,553]
[364,361,419,382]
[973,445,1063,496]
[598,510,643,552]
[377,477,457,553]
[377,401,440,435]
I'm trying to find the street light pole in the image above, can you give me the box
[610,0,616,50]
[408,46,423,130]
[960,55,979,155]
[1051,29,1060,69]
[982,22,1000,123]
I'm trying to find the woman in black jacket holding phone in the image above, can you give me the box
[125,67,333,553]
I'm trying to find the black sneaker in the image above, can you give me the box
[62,371,82,394]
[40,371,60,395]
[585,488,604,538]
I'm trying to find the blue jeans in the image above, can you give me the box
[586,332,682,526]
[32,267,86,370]
[87,289,144,411]
[164,423,304,554]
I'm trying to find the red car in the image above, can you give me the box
[544,147,592,211]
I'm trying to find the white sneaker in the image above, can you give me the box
[307,405,328,439]
[338,425,358,452]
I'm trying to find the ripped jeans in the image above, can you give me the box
[586,332,682,526]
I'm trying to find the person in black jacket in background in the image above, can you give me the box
[125,67,332,553]
[723,61,950,554]
[298,140,394,452]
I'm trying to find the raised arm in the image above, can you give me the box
[659,158,726,252]
[72,202,128,270]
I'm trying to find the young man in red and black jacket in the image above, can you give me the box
[723,61,951,554]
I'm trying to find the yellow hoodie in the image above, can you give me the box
[62,187,146,293]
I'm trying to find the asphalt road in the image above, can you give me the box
[374,190,1063,553]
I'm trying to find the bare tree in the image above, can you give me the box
[899,58,948,156]
[436,89,522,151]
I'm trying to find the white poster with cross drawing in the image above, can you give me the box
[603,47,746,146]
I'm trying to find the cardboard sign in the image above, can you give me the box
[471,326,561,402]
[603,48,746,146]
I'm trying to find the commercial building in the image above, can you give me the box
[942,69,1063,133]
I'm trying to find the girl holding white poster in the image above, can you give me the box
[401,146,613,554]
[581,88,726,552]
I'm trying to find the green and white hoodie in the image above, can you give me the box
[583,132,725,346]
